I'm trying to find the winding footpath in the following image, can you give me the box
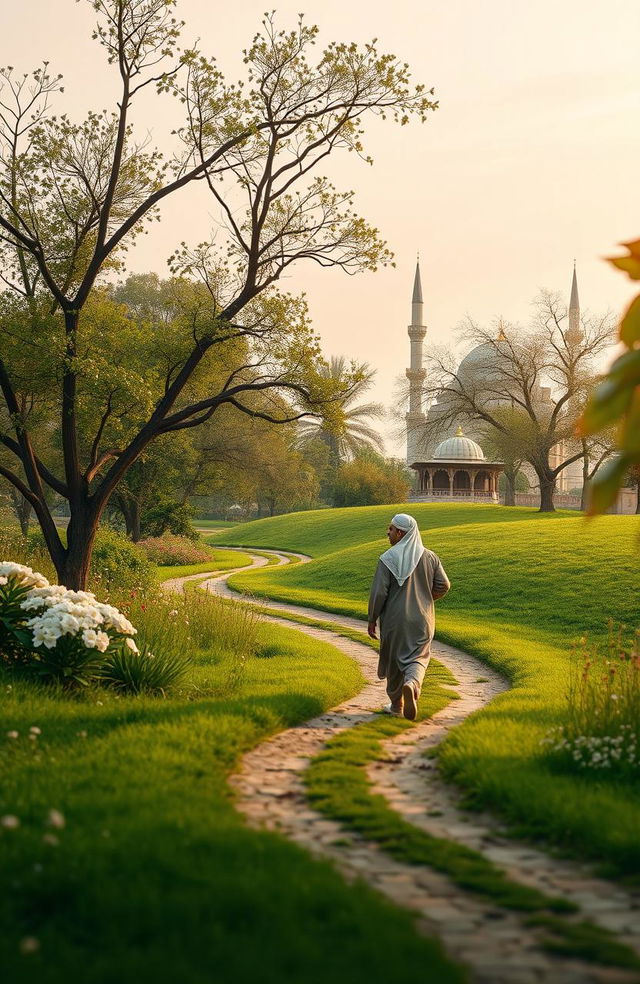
[167,549,640,984]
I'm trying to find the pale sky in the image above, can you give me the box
[4,1,640,448]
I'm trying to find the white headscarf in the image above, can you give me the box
[379,513,425,586]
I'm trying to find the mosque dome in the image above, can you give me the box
[457,340,508,384]
[432,428,485,461]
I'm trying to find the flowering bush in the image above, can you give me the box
[0,562,51,661]
[138,533,214,566]
[541,623,640,775]
[0,562,139,686]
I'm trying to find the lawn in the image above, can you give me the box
[192,518,240,529]
[0,617,462,984]
[218,504,640,877]
[155,548,254,582]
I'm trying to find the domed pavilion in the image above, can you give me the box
[410,427,504,503]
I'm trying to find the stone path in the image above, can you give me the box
[167,550,640,984]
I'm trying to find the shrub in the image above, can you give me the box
[138,533,214,566]
[102,641,191,695]
[90,529,155,594]
[541,623,640,776]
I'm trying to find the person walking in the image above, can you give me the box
[368,513,450,720]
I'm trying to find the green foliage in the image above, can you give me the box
[141,500,197,540]
[25,634,109,688]
[333,452,411,507]
[102,641,191,695]
[580,238,640,512]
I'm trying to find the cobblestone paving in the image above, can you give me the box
[168,551,640,984]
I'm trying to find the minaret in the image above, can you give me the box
[406,259,427,464]
[567,261,582,344]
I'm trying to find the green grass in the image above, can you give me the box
[213,502,580,557]
[155,549,254,582]
[192,518,239,529]
[0,622,463,984]
[216,504,640,877]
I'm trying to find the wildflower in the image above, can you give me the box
[77,730,87,738]
[96,700,103,706]
[6,730,18,739]
[1,815,20,829]
[19,937,40,955]
[125,637,139,654]
[46,809,66,829]
[29,726,41,735]
[42,833,59,846]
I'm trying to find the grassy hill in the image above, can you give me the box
[213,503,640,876]
[212,502,580,558]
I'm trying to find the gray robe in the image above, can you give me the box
[368,549,450,686]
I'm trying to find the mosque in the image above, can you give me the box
[405,261,584,502]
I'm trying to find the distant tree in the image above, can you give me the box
[0,1,435,588]
[418,294,615,512]
[298,356,385,467]
[333,450,410,507]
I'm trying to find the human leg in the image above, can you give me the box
[401,658,430,721]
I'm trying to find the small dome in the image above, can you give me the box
[433,429,485,461]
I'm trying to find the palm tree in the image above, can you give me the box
[298,356,385,465]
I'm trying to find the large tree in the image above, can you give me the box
[0,1,435,587]
[418,294,615,511]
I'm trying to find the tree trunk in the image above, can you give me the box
[636,484,640,514]
[503,469,516,507]
[56,502,101,590]
[580,442,589,511]
[9,488,32,535]
[538,475,556,512]
[115,493,141,541]
[580,482,588,512]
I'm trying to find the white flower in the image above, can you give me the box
[6,730,18,739]
[42,832,59,846]
[0,562,49,588]
[46,809,66,829]
[125,637,139,654]
[58,613,80,635]
[0,575,7,585]
[94,631,109,653]
[1,814,20,829]
[82,628,99,648]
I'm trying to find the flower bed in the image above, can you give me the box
[0,561,185,692]
[138,533,214,566]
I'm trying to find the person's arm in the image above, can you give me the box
[432,555,451,600]
[368,561,391,638]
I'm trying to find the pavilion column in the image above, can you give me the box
[470,469,477,500]
[447,468,454,495]
[426,470,432,492]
